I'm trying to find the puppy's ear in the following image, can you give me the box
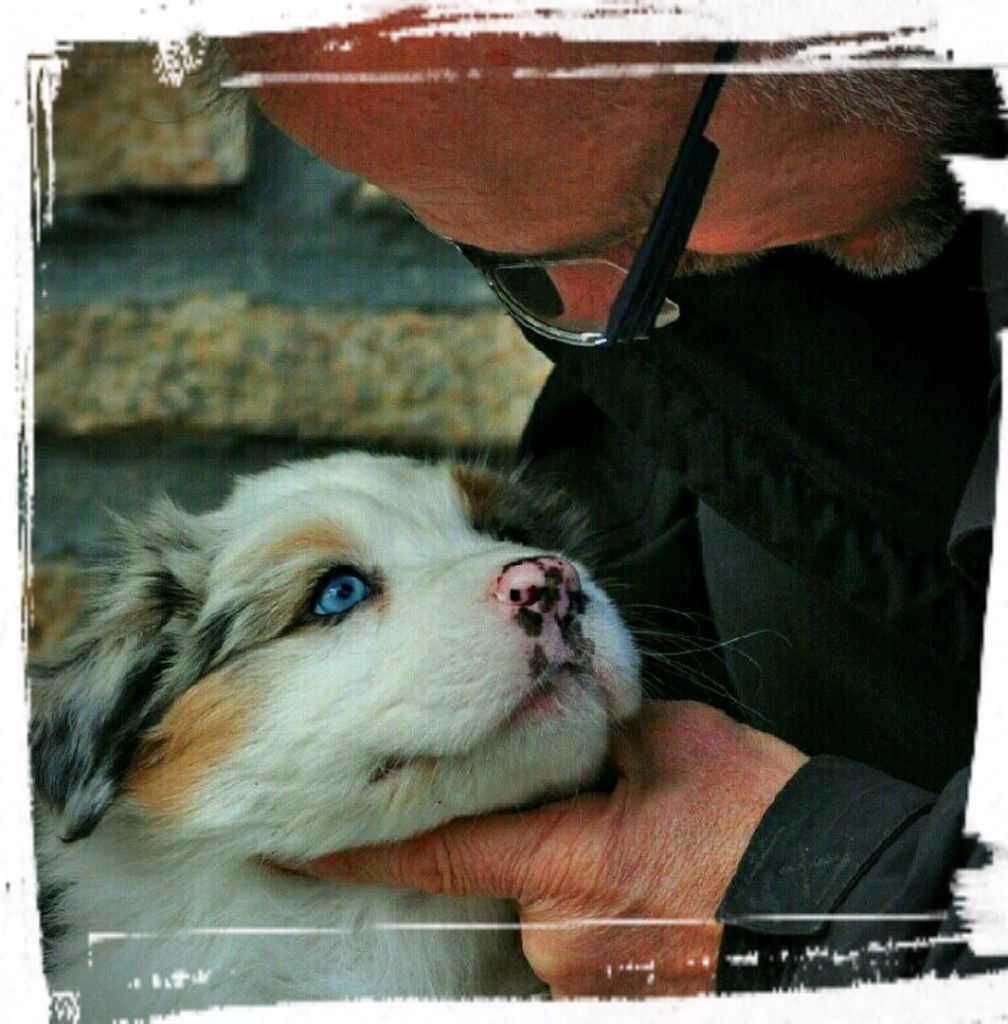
[30,498,211,842]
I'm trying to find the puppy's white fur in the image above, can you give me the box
[33,453,640,1016]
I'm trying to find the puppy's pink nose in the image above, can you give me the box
[494,555,583,620]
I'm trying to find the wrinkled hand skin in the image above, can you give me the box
[291,700,808,997]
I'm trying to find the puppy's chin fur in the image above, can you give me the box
[32,453,641,1013]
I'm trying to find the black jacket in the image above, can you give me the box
[518,211,1008,990]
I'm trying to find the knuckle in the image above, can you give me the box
[683,699,728,727]
[521,930,568,985]
[530,948,565,986]
[421,831,463,895]
[500,849,529,898]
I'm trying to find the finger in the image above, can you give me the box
[285,794,606,902]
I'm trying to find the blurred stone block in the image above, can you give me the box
[53,42,248,195]
[34,293,551,445]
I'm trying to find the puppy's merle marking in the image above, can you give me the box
[517,607,543,637]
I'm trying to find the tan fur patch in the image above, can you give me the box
[453,463,587,563]
[252,522,355,573]
[451,465,504,521]
[124,669,256,819]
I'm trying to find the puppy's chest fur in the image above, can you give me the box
[32,454,641,1014]
[38,810,542,1011]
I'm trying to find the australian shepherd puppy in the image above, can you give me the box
[31,452,641,1016]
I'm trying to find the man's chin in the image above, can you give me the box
[674,248,763,279]
[674,209,958,283]
[803,187,963,280]
[804,227,953,279]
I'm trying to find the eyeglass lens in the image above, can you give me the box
[493,261,678,335]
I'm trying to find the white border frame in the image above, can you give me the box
[5,3,1007,1020]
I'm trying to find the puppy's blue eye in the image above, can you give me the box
[313,571,371,616]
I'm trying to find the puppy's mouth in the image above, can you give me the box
[365,626,608,780]
[501,659,593,731]
[504,608,600,727]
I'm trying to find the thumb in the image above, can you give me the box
[280,795,606,902]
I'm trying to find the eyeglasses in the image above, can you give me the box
[458,41,738,348]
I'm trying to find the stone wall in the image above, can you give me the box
[30,43,551,656]
[52,42,249,194]
[36,296,544,442]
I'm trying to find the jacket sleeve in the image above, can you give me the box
[715,757,1008,990]
[716,405,1006,991]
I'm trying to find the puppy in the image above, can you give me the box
[31,452,641,1016]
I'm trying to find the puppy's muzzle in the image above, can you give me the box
[494,555,581,617]
[492,554,590,653]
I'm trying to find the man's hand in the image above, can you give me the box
[288,700,807,997]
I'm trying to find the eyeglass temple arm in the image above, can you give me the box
[605,41,740,346]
